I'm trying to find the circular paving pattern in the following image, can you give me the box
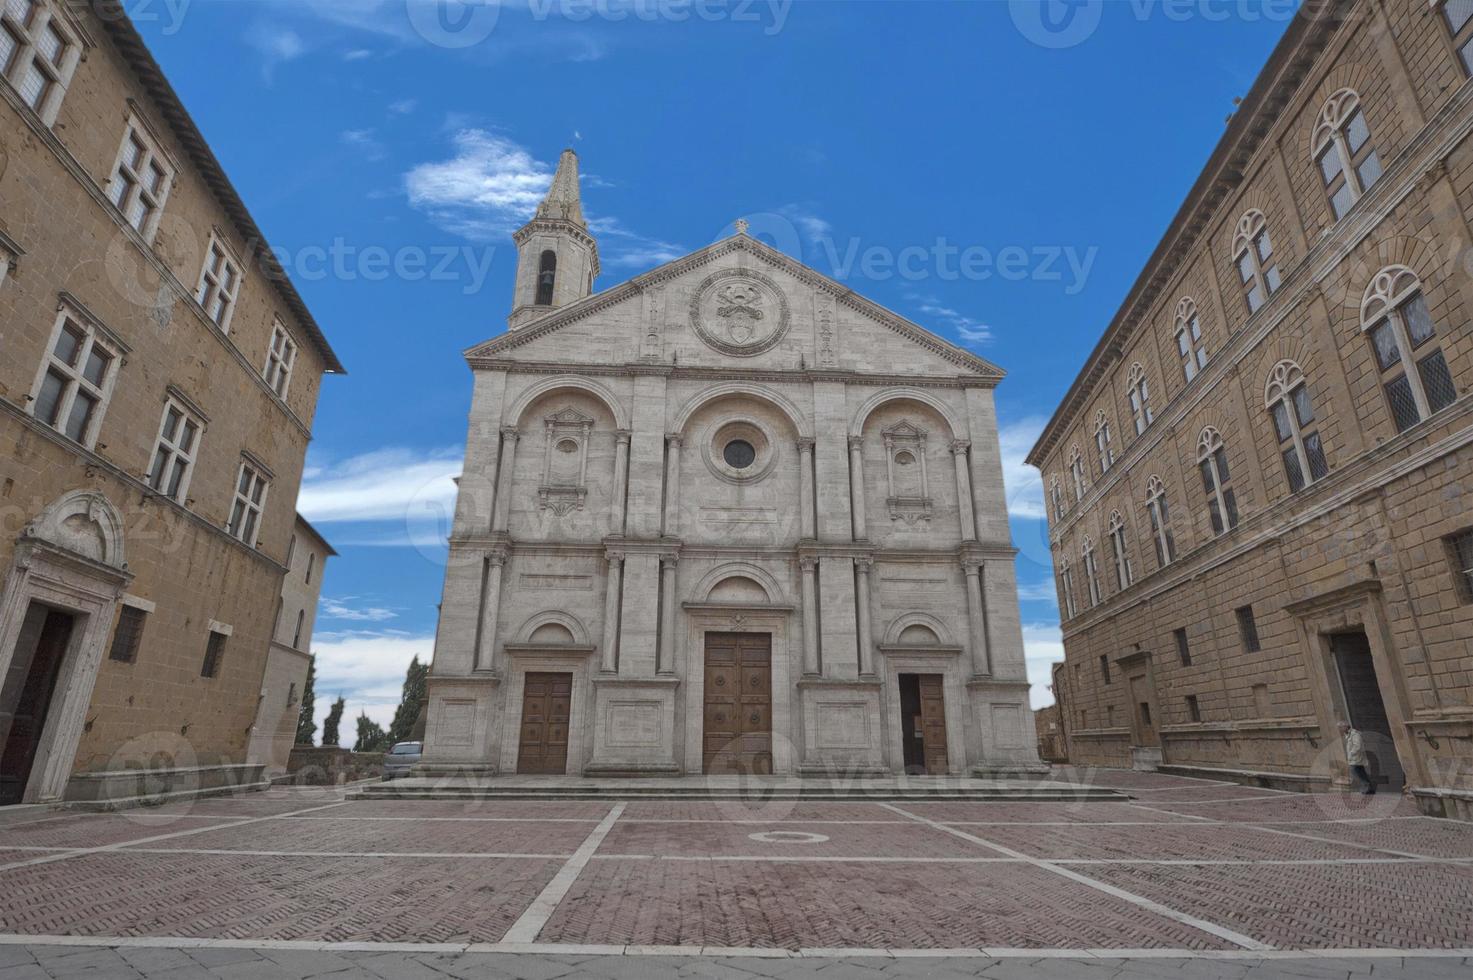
[746,830,830,844]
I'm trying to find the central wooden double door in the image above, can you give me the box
[702,632,772,774]
[516,672,571,775]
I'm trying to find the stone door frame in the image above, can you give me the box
[497,650,595,775]
[1285,580,1423,789]
[681,604,794,775]
[878,649,966,775]
[0,516,130,803]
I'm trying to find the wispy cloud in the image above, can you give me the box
[404,129,553,238]
[589,215,685,270]
[244,23,307,82]
[321,597,398,622]
[388,98,418,115]
[908,293,994,346]
[343,48,373,61]
[299,447,462,524]
[998,416,1048,521]
[1015,580,1060,605]
[341,128,386,161]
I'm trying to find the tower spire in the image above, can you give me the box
[536,149,585,225]
[507,148,599,330]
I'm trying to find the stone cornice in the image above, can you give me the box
[466,358,994,390]
[463,234,1005,379]
[1028,0,1357,467]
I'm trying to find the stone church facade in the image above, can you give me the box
[423,151,1043,778]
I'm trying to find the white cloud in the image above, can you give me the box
[388,98,418,115]
[1023,622,1065,709]
[404,129,553,238]
[1015,579,1059,605]
[998,416,1048,521]
[298,447,462,524]
[588,215,685,270]
[343,48,373,61]
[309,629,432,740]
[244,23,306,81]
[321,597,398,622]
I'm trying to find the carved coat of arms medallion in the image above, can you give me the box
[689,268,790,356]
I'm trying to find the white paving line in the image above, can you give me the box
[880,802,1273,952]
[120,847,575,860]
[501,801,626,944]
[2,933,1468,958]
[1239,822,1443,861]
[1124,802,1218,822]
[282,815,601,823]
[0,800,351,873]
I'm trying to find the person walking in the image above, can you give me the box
[1338,720,1374,795]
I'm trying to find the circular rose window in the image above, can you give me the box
[723,439,756,469]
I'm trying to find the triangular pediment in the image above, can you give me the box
[465,234,1004,380]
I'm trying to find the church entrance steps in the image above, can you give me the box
[348,774,1125,802]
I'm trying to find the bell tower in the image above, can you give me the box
[508,149,599,330]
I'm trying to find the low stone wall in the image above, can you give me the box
[286,746,384,785]
[65,763,268,808]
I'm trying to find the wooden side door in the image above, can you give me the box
[516,672,571,775]
[703,632,772,774]
[917,674,949,775]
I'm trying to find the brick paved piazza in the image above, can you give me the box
[0,769,1470,978]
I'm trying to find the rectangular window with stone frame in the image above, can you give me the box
[1236,605,1262,653]
[201,629,227,678]
[1446,528,1473,604]
[108,605,147,664]
[30,304,121,449]
[0,0,81,125]
[107,118,174,243]
[1443,0,1473,76]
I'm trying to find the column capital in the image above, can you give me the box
[615,429,632,445]
[604,548,625,564]
[848,435,864,451]
[961,558,983,575]
[951,439,972,455]
[665,432,683,447]
[799,556,819,572]
[854,556,874,573]
[499,426,520,441]
[797,437,816,453]
[660,554,679,570]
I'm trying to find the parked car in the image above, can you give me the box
[381,741,422,780]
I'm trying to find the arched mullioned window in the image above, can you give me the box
[1050,474,1065,521]
[1197,427,1239,536]
[1145,475,1175,568]
[1264,360,1329,493]
[535,249,557,306]
[1068,445,1087,502]
[1094,410,1115,474]
[1127,362,1153,435]
[1313,89,1383,220]
[1058,556,1078,620]
[1232,211,1281,314]
[1081,537,1102,608]
[1106,510,1132,591]
[1174,298,1209,383]
[1361,266,1458,433]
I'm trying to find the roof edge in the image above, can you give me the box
[93,2,346,375]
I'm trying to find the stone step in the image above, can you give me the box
[348,781,1126,802]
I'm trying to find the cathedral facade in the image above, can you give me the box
[422,150,1043,778]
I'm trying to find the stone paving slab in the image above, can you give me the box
[536,858,1233,950]
[960,823,1390,863]
[898,801,1199,824]
[594,819,999,859]
[0,853,558,943]
[1085,861,1473,949]
[142,817,589,856]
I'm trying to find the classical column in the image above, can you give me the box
[663,434,682,536]
[848,436,867,540]
[798,438,816,539]
[610,430,631,534]
[952,440,976,542]
[475,553,507,671]
[855,557,875,677]
[600,551,623,673]
[657,555,678,676]
[963,560,991,676]
[491,427,519,532]
[799,556,820,676]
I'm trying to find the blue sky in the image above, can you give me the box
[135,0,1291,730]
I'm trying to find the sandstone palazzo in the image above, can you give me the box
[422,151,1043,778]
